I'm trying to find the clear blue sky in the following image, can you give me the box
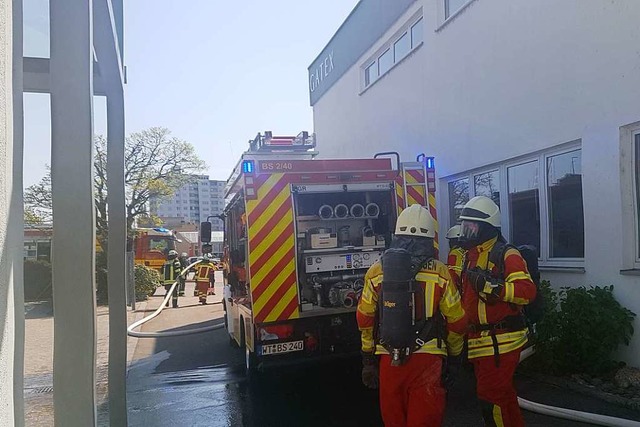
[21,0,359,187]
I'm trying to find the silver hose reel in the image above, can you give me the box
[350,204,365,218]
[318,204,334,219]
[334,204,349,219]
[365,203,380,218]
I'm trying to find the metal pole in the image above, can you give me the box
[50,0,97,425]
[106,87,127,427]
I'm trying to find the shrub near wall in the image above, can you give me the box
[529,284,636,376]
[134,264,160,301]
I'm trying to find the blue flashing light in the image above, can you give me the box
[242,160,255,174]
[426,157,435,169]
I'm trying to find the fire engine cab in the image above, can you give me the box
[213,131,438,373]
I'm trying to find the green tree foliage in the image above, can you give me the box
[528,284,635,376]
[24,127,206,251]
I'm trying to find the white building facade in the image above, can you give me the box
[151,175,226,230]
[309,0,640,363]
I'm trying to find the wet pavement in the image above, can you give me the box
[127,274,636,426]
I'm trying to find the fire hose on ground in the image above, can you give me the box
[127,261,226,338]
[518,346,640,426]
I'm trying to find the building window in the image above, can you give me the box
[394,32,410,62]
[411,17,423,47]
[24,242,37,258]
[474,170,500,207]
[445,0,470,19]
[508,161,541,251]
[362,15,424,89]
[378,48,393,76]
[365,62,376,87]
[547,150,584,258]
[448,177,469,226]
[446,143,584,265]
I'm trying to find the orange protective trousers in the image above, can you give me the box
[195,280,209,302]
[379,353,445,427]
[471,348,524,427]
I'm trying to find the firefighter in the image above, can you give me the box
[178,252,189,296]
[458,196,536,427]
[162,250,182,308]
[195,254,216,305]
[357,204,467,427]
[446,225,465,290]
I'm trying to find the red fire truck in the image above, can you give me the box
[217,131,438,372]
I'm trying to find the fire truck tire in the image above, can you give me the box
[223,301,238,348]
[239,319,259,375]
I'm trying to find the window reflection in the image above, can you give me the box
[474,170,500,207]
[23,0,50,58]
[508,161,540,250]
[547,150,584,257]
[448,177,469,226]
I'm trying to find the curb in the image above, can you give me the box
[520,372,640,412]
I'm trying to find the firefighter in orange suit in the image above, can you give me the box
[446,225,465,291]
[458,196,536,427]
[357,205,467,427]
[195,255,216,305]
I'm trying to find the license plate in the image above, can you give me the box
[260,340,304,356]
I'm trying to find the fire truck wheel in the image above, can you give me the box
[223,301,238,348]
[239,320,258,375]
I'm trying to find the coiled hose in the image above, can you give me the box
[518,347,640,426]
[127,261,226,338]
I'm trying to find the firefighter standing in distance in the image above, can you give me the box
[446,225,465,290]
[162,250,182,308]
[178,252,189,296]
[458,196,536,427]
[357,204,467,427]
[195,254,216,305]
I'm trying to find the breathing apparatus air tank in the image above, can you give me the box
[379,248,415,365]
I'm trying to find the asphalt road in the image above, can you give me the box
[126,274,620,426]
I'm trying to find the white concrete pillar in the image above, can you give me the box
[106,87,127,427]
[0,0,17,425]
[49,1,97,425]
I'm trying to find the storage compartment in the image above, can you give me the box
[293,185,396,309]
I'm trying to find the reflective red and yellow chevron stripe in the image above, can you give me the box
[395,176,405,214]
[246,173,299,323]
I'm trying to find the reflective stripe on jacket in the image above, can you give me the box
[447,246,466,290]
[356,259,467,357]
[163,259,182,285]
[195,262,216,282]
[462,237,537,359]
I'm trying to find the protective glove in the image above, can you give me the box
[466,268,503,296]
[443,354,463,389]
[361,352,379,389]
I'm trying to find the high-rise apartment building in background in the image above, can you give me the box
[150,175,226,231]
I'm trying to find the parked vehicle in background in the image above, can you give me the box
[132,227,179,271]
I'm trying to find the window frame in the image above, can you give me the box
[360,13,424,91]
[633,130,640,265]
[443,141,584,267]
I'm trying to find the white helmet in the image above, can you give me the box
[168,250,178,258]
[459,196,500,228]
[395,204,436,239]
[181,252,188,257]
[446,225,461,240]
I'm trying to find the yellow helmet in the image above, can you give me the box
[446,225,461,240]
[459,196,500,228]
[395,204,436,239]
